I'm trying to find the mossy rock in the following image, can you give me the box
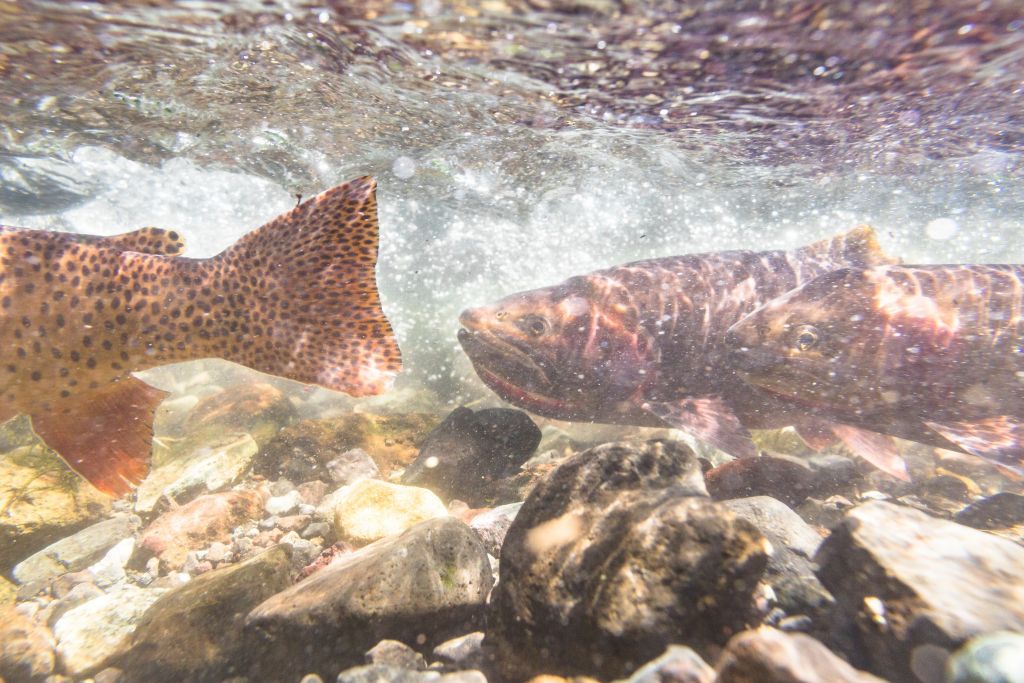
[254,412,442,483]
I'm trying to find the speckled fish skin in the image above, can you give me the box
[727,264,1024,472]
[0,176,402,495]
[458,226,895,459]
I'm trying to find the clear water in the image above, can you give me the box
[1,0,1023,680]
[3,0,1022,400]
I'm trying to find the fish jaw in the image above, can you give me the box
[456,322,567,417]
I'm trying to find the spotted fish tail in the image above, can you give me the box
[207,176,402,396]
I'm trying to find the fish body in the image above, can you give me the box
[1,176,401,495]
[726,264,1024,472]
[458,226,895,460]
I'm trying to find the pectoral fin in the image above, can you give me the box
[830,423,909,481]
[30,378,169,497]
[642,396,759,459]
[926,417,1024,473]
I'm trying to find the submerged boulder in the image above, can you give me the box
[331,479,449,545]
[116,545,292,683]
[488,440,766,680]
[244,516,493,679]
[401,406,542,505]
[814,500,1024,680]
[12,514,140,586]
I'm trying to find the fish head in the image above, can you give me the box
[726,267,885,410]
[458,275,659,420]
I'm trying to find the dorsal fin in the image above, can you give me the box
[797,225,897,268]
[70,227,186,256]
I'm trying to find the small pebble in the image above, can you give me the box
[270,478,296,496]
[302,522,331,540]
[260,516,279,531]
[266,490,302,516]
[206,542,229,564]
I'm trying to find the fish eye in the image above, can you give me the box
[794,324,820,351]
[518,315,550,337]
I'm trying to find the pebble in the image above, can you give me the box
[88,537,135,588]
[302,522,332,540]
[265,489,302,516]
[205,541,229,564]
[259,516,279,530]
[612,644,713,683]
[365,639,427,670]
[467,502,522,558]
[297,480,330,505]
[270,478,296,496]
[715,627,885,683]
[0,605,56,680]
[327,448,382,485]
[946,631,1024,683]
[432,632,485,671]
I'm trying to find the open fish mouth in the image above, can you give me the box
[457,327,566,413]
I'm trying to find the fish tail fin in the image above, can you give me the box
[799,225,898,268]
[209,176,402,396]
[31,378,169,496]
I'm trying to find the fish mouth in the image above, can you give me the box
[457,326,566,415]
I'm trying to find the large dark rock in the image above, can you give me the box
[401,407,541,506]
[715,628,885,683]
[954,491,1024,543]
[721,497,833,620]
[705,454,853,508]
[244,517,492,680]
[116,545,292,683]
[814,501,1024,680]
[488,440,766,680]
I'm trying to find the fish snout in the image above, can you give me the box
[725,327,776,374]
[459,305,511,332]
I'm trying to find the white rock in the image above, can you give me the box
[53,584,165,677]
[88,537,135,588]
[332,479,449,545]
[266,489,302,516]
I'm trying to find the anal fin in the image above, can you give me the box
[30,378,169,497]
[830,423,909,481]
[642,396,759,459]
[793,418,840,451]
[926,417,1024,473]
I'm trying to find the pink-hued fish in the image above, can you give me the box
[727,264,1024,473]
[1,176,401,495]
[458,226,898,467]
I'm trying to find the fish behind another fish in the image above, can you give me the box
[458,225,900,465]
[0,176,402,495]
[727,264,1024,473]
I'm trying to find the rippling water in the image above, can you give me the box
[1,0,1023,397]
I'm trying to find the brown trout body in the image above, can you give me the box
[727,264,1024,473]
[458,226,897,464]
[1,176,401,495]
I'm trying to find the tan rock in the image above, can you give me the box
[135,489,265,571]
[332,479,448,545]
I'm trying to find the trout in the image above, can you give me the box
[458,226,899,468]
[727,264,1024,473]
[1,176,401,495]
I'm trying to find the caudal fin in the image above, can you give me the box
[209,176,402,396]
[797,225,898,270]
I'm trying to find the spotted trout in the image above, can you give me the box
[1,176,401,495]
[726,264,1024,473]
[458,226,898,464]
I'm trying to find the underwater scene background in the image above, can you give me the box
[1,1,1023,682]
